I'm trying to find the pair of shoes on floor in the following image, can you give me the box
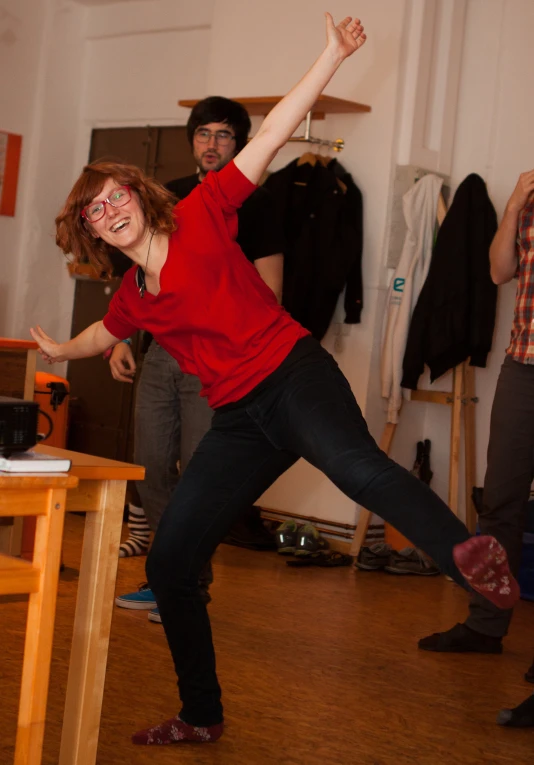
[115,582,211,624]
[275,521,329,556]
[417,622,503,653]
[355,543,440,576]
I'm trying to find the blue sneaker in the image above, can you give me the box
[115,582,156,610]
[148,607,161,623]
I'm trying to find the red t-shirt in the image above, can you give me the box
[103,160,309,408]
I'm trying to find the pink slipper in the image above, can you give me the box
[453,536,520,610]
[132,716,224,745]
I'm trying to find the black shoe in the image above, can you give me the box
[525,659,534,684]
[418,623,503,653]
[419,439,433,485]
[410,441,424,480]
[497,693,534,727]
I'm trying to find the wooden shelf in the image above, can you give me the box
[178,94,371,121]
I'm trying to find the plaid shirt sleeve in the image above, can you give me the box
[507,204,534,364]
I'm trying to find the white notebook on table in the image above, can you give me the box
[0,450,72,473]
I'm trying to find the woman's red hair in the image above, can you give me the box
[55,160,177,277]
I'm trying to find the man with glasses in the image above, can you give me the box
[111,97,285,622]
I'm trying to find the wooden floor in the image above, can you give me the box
[1,515,534,764]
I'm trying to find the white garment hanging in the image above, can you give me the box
[381,174,443,424]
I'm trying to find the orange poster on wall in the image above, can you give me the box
[0,131,22,216]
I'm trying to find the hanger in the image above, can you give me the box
[297,152,318,167]
[316,154,331,168]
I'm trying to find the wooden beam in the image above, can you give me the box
[410,389,451,405]
[0,554,40,595]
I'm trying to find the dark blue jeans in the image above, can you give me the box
[146,338,470,726]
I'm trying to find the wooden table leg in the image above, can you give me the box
[59,480,126,765]
[15,487,67,765]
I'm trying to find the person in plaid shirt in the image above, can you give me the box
[419,170,534,665]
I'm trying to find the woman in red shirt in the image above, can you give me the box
[32,15,518,745]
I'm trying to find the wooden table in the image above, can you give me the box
[34,444,144,765]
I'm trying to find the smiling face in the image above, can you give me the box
[192,121,237,176]
[84,177,148,253]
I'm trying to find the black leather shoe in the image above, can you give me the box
[418,622,503,653]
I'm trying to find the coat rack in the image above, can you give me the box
[178,94,371,154]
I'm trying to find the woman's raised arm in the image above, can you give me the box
[234,13,366,185]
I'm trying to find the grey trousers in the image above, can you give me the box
[134,341,213,531]
[466,355,534,637]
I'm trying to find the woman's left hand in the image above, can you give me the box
[30,325,67,364]
[325,13,366,60]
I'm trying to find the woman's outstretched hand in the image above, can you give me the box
[325,13,366,60]
[30,325,66,364]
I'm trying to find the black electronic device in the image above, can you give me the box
[0,396,39,457]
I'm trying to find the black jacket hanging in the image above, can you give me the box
[401,173,498,389]
[263,158,363,340]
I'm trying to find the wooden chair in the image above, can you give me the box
[0,473,78,764]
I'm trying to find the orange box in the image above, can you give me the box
[0,131,22,216]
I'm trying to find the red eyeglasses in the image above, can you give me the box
[81,186,131,223]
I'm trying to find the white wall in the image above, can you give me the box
[0,0,86,349]
[0,0,53,334]
[15,2,88,347]
[82,0,214,131]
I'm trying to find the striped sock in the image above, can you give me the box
[119,504,151,558]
